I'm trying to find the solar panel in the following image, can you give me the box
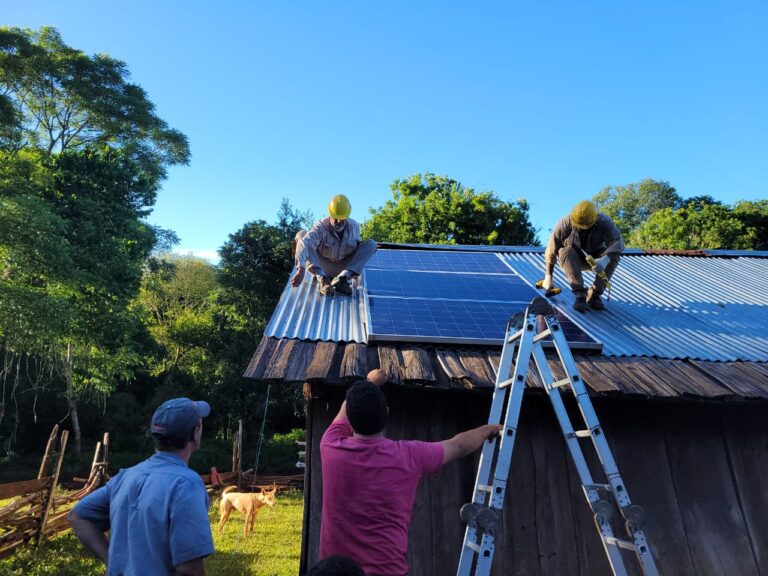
[367,296,601,348]
[365,270,534,302]
[363,250,601,350]
[367,249,512,274]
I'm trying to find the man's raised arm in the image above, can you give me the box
[441,424,503,465]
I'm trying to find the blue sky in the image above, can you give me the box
[7,1,767,259]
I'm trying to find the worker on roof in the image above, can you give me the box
[543,200,625,312]
[291,195,377,296]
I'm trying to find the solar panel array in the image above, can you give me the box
[364,249,601,349]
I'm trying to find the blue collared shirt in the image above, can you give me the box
[74,451,214,575]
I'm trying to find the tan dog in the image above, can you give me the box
[218,485,277,537]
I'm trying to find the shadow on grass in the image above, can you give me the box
[206,549,262,575]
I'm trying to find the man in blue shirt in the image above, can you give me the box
[69,398,214,575]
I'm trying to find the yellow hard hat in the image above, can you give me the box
[570,200,598,229]
[328,194,352,219]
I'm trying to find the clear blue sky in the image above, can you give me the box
[7,1,768,259]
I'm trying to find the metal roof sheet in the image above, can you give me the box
[264,249,768,361]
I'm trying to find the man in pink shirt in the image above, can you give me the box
[319,374,502,576]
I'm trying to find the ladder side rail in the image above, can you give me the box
[530,343,596,485]
[457,327,519,575]
[547,318,661,576]
[530,342,631,576]
[469,315,539,576]
[547,318,630,506]
[458,316,537,576]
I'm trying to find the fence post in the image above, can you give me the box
[100,433,110,487]
[237,420,243,488]
[37,425,59,480]
[36,430,68,547]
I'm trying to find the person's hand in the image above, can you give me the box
[592,256,610,273]
[483,424,504,440]
[541,274,553,291]
[367,369,387,387]
[290,268,305,287]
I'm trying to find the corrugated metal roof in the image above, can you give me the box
[265,248,768,362]
[500,252,768,361]
[264,275,367,343]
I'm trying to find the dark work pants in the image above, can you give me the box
[558,246,620,295]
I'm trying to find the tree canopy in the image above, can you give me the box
[362,173,538,246]
[592,179,680,239]
[0,26,189,184]
[631,197,761,250]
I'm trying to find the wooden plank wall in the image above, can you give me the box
[301,387,768,576]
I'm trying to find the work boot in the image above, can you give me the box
[331,274,352,296]
[573,293,588,313]
[587,290,605,311]
[318,276,334,296]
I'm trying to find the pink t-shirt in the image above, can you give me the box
[319,418,444,576]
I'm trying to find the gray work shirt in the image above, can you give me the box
[297,217,362,265]
[545,213,625,273]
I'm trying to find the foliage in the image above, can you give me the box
[363,173,539,246]
[0,26,187,457]
[593,178,680,239]
[259,428,305,474]
[733,200,768,250]
[139,255,218,380]
[0,26,189,182]
[631,198,757,250]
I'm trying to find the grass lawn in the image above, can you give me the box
[0,490,303,576]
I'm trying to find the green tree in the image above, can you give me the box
[733,200,768,250]
[139,255,219,385]
[593,179,681,239]
[631,199,756,250]
[0,26,189,455]
[212,200,310,440]
[0,26,189,182]
[362,173,538,246]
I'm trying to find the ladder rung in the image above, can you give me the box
[605,537,639,552]
[477,485,493,493]
[466,541,481,553]
[550,378,571,389]
[498,377,516,388]
[574,430,592,438]
[533,330,552,342]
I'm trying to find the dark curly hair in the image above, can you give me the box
[345,380,387,436]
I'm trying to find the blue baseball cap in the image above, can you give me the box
[150,398,211,441]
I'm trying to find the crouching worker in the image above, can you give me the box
[543,200,624,312]
[290,194,377,296]
[319,380,502,576]
[69,398,214,576]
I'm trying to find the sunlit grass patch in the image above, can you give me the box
[207,489,303,575]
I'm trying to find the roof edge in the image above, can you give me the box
[376,242,768,258]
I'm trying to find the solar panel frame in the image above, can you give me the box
[367,249,513,274]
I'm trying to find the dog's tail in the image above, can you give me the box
[222,485,239,495]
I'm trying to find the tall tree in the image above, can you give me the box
[593,179,681,239]
[0,26,189,455]
[0,26,189,182]
[363,173,538,246]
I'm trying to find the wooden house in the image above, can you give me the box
[245,245,768,576]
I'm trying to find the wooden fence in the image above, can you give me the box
[0,425,109,559]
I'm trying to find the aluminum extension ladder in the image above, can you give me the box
[457,297,659,576]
